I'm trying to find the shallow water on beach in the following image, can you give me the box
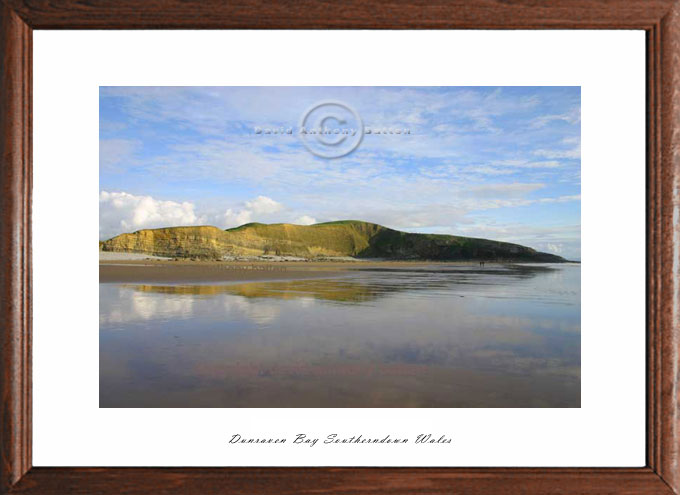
[99,263,580,407]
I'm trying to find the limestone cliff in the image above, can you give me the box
[101,226,229,258]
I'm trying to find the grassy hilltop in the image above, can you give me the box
[100,220,567,262]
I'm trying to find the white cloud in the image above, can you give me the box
[533,146,581,160]
[216,196,285,229]
[544,243,563,254]
[468,166,517,176]
[465,182,545,199]
[99,191,201,240]
[294,215,317,225]
[492,159,561,169]
[530,107,581,129]
[219,209,253,228]
[245,196,284,215]
[100,192,291,237]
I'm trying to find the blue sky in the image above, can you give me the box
[100,86,581,259]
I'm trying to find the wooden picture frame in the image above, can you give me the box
[1,1,678,493]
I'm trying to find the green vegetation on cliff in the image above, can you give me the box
[101,220,567,262]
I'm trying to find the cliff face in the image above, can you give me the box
[100,220,567,262]
[224,221,384,257]
[101,226,229,258]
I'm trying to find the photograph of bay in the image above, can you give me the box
[100,87,581,408]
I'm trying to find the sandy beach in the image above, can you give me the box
[98,247,572,285]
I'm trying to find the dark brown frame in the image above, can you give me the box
[0,1,678,493]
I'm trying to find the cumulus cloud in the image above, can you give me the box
[99,191,201,240]
[294,215,317,225]
[219,208,253,228]
[245,196,284,215]
[214,196,285,229]
[100,191,294,237]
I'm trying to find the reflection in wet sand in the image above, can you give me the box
[100,263,580,407]
[128,278,379,303]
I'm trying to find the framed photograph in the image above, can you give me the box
[1,1,678,494]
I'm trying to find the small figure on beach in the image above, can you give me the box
[479,261,485,267]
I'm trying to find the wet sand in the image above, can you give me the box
[100,260,580,407]
[99,260,345,284]
[99,259,544,284]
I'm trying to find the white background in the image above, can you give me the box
[33,31,645,466]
